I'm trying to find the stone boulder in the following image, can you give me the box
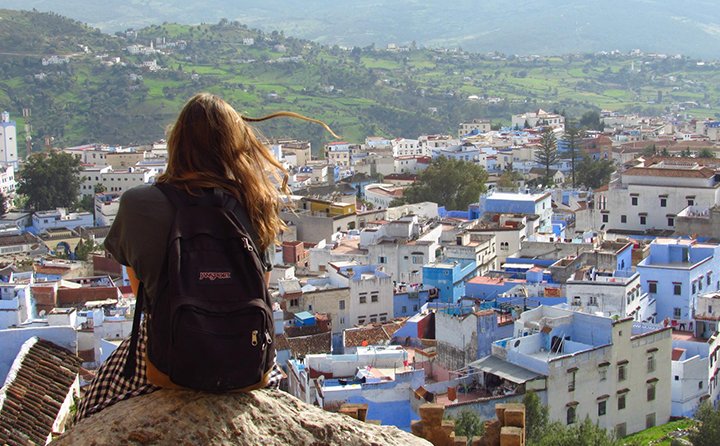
[53,389,430,446]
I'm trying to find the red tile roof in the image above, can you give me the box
[624,166,715,179]
[0,338,81,446]
[344,325,390,347]
[286,332,332,356]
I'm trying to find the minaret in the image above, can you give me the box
[0,112,18,167]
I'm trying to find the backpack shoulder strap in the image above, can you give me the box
[122,281,145,379]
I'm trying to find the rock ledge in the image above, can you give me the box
[54,389,430,446]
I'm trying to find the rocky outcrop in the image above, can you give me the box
[53,389,431,446]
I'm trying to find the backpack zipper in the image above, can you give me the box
[251,330,259,346]
[242,237,255,252]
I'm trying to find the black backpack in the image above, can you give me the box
[123,184,274,392]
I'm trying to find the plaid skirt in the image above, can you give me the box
[75,320,284,422]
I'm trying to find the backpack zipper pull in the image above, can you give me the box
[243,237,255,252]
[266,331,273,345]
[251,330,258,346]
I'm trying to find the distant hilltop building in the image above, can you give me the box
[458,118,491,137]
[511,109,565,129]
[0,112,18,167]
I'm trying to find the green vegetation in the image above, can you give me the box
[396,158,488,210]
[621,418,696,446]
[451,410,485,444]
[577,156,616,190]
[534,128,559,187]
[522,391,617,446]
[3,10,720,156]
[17,150,82,210]
[688,401,720,446]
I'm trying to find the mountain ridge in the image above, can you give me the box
[3,1,720,58]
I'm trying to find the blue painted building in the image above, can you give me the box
[422,259,476,303]
[478,191,552,228]
[393,289,433,318]
[637,239,720,328]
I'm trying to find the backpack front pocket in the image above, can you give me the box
[169,302,269,392]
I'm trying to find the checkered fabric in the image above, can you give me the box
[75,319,283,423]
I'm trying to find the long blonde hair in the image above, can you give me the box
[157,93,337,250]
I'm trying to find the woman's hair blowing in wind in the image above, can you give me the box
[157,93,338,250]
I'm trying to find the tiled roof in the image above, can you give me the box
[344,325,390,347]
[286,331,332,356]
[381,320,406,339]
[0,232,40,248]
[624,166,715,179]
[0,337,81,446]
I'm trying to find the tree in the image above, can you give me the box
[75,238,100,261]
[534,128,559,187]
[497,168,522,190]
[576,156,615,189]
[0,191,7,216]
[452,410,485,444]
[535,417,618,446]
[698,148,716,158]
[562,123,583,188]
[579,110,604,131]
[399,157,488,210]
[689,401,720,446]
[18,151,82,211]
[641,144,657,157]
[523,391,548,445]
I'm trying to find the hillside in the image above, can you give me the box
[1,9,720,153]
[4,1,720,58]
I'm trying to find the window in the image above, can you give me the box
[339,317,345,325]
[646,413,656,429]
[290,298,299,307]
[618,364,627,382]
[339,300,345,310]
[369,315,377,323]
[359,295,367,304]
[602,214,609,223]
[358,317,366,325]
[710,305,714,314]
[568,370,577,392]
[566,406,576,425]
[708,273,712,287]
[599,367,608,381]
[615,423,627,438]
[688,199,695,206]
[648,282,657,294]
[589,296,598,306]
[618,394,626,410]
[674,307,682,318]
[674,283,682,296]
[402,305,407,314]
[371,293,379,303]
[647,383,656,401]
[378,256,387,264]
[640,215,646,225]
[413,304,419,311]
[668,217,675,227]
[598,400,607,416]
[693,282,697,294]
[700,381,704,389]
[631,196,638,206]
[647,355,656,373]
[621,215,627,223]
[660,198,667,207]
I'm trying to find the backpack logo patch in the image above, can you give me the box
[198,271,232,281]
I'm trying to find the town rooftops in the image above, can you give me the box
[485,191,551,202]
[0,337,81,446]
[469,355,543,383]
